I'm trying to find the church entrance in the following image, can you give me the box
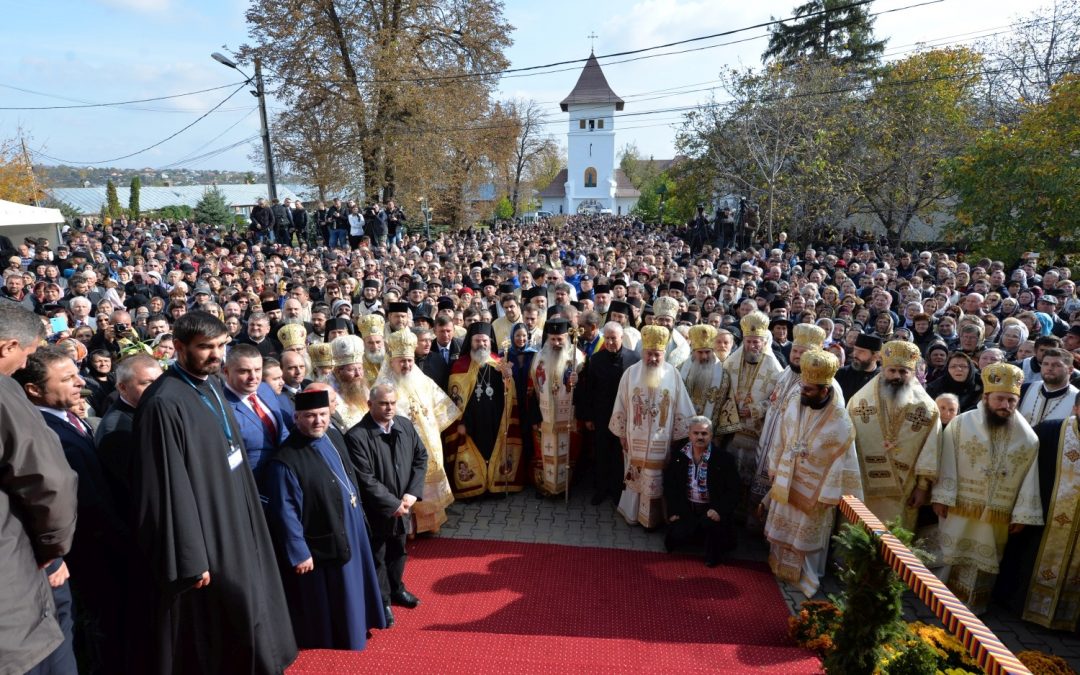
[576,199,604,215]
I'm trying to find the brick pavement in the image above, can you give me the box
[436,486,1080,670]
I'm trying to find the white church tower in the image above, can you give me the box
[539,52,639,216]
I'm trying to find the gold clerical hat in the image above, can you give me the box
[687,324,718,351]
[331,335,365,366]
[982,362,1023,396]
[740,311,770,339]
[386,329,418,359]
[641,325,670,352]
[356,313,385,338]
[881,340,920,370]
[277,323,307,351]
[308,342,334,369]
[653,296,680,320]
[800,349,839,386]
[792,323,826,349]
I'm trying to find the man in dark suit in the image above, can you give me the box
[346,383,427,627]
[577,322,641,505]
[221,343,290,476]
[663,416,739,567]
[433,315,462,367]
[15,346,128,670]
[414,326,450,392]
[279,350,313,407]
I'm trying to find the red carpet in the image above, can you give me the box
[287,538,821,674]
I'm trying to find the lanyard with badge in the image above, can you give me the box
[175,368,245,471]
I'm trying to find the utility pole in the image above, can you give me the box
[19,137,41,206]
[253,57,277,202]
[212,52,276,201]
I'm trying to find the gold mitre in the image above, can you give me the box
[308,342,334,368]
[277,323,307,351]
[881,340,920,370]
[688,324,718,351]
[982,362,1023,396]
[356,313,385,338]
[800,349,839,386]
[331,334,365,366]
[653,296,680,320]
[641,325,671,352]
[792,323,826,349]
[740,311,770,339]
[387,329,418,359]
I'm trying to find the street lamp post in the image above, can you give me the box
[418,197,431,240]
[657,182,668,226]
[212,52,277,202]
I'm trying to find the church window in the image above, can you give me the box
[584,167,597,188]
[598,119,604,129]
[579,119,586,129]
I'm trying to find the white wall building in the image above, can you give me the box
[539,53,639,216]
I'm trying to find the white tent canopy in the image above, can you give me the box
[0,199,64,250]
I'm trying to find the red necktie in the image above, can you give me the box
[248,394,277,439]
[66,411,88,438]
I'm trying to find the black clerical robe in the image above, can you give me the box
[132,367,297,675]
[994,417,1069,614]
[835,364,880,402]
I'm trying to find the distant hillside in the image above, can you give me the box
[36,165,305,189]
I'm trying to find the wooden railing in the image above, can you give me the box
[839,495,1032,675]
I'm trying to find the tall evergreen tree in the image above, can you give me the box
[192,187,234,228]
[105,179,122,219]
[763,0,886,70]
[129,176,141,218]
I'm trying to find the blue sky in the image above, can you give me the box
[3,0,1023,171]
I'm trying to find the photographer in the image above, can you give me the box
[386,200,406,247]
[89,309,140,357]
[250,197,273,243]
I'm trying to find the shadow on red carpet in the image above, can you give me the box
[288,537,821,674]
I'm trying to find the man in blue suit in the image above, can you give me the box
[15,345,128,671]
[221,343,291,476]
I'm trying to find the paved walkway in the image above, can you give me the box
[436,485,1080,669]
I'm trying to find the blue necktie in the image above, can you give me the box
[442,347,450,364]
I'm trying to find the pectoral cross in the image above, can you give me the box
[350,494,358,508]
[852,400,877,425]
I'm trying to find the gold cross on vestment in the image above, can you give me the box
[852,400,877,425]
[906,407,934,432]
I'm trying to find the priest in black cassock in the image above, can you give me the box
[264,389,386,649]
[995,393,1080,630]
[132,312,297,674]
[577,321,640,505]
[834,333,882,401]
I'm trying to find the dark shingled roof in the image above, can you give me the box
[560,52,624,112]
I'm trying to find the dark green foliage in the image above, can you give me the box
[764,0,886,71]
[192,187,234,228]
[128,176,141,218]
[823,520,915,675]
[104,179,122,219]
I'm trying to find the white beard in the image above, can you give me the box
[472,347,493,365]
[745,351,762,364]
[366,350,385,364]
[540,342,574,382]
[388,365,425,393]
[643,363,664,390]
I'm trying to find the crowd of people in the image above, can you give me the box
[2,208,1080,674]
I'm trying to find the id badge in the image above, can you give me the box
[227,443,244,471]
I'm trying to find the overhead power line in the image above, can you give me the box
[30,84,248,165]
[0,81,247,111]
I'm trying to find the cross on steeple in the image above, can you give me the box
[587,32,599,52]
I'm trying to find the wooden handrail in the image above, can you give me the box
[838,495,1032,675]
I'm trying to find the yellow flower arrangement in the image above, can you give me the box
[1017,650,1078,675]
